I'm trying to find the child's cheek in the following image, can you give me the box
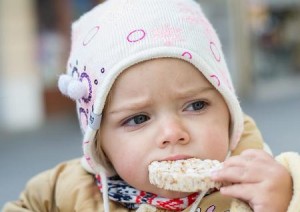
[116,161,144,182]
[200,127,229,161]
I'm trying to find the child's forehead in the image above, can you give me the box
[113,58,205,84]
[121,58,201,77]
[108,58,214,98]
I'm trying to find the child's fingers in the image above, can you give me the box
[219,183,254,204]
[221,155,252,167]
[211,165,261,183]
[240,149,271,158]
[223,149,272,168]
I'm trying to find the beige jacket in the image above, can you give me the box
[3,116,300,211]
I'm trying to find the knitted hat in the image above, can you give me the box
[58,0,244,202]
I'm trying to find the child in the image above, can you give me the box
[4,0,300,211]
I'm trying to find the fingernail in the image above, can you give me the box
[210,170,218,178]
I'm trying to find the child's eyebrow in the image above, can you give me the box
[108,98,152,115]
[108,86,216,115]
[175,86,215,99]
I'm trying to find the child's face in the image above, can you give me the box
[99,58,230,198]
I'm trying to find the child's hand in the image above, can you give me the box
[211,149,292,212]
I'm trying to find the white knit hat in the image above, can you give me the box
[58,0,244,208]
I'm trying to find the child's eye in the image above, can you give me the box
[184,100,207,111]
[123,114,150,126]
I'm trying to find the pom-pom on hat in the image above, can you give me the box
[58,0,244,208]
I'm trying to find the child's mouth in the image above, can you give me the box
[160,155,193,161]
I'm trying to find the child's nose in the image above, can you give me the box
[157,117,190,148]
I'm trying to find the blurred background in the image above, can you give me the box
[1,0,300,207]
